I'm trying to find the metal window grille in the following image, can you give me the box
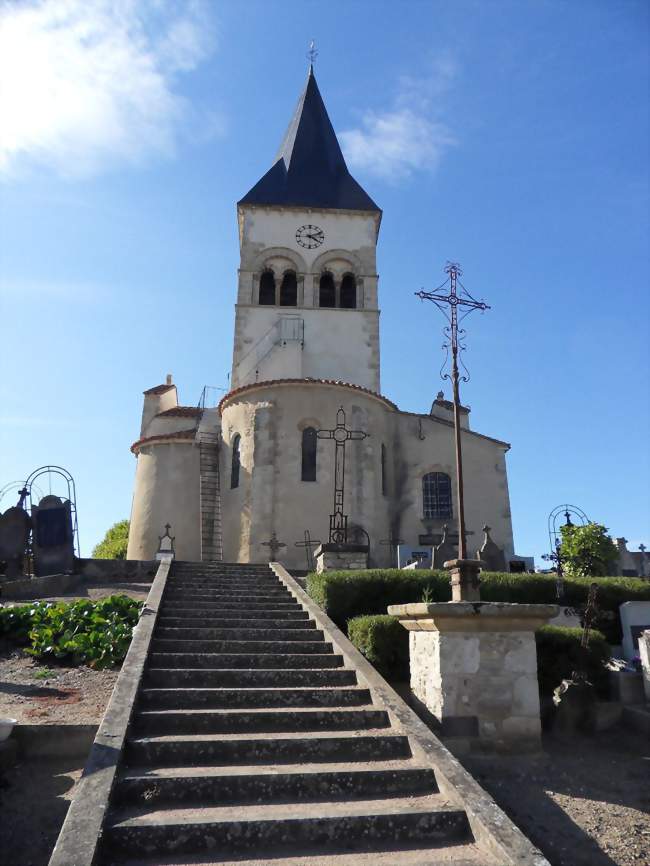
[422,472,452,519]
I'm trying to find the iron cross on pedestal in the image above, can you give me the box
[317,407,368,545]
[261,532,286,562]
[294,530,322,572]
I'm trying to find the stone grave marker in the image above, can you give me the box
[475,525,506,572]
[0,506,31,579]
[31,495,74,576]
[619,601,650,661]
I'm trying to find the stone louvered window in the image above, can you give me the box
[422,472,452,519]
[259,270,276,305]
[301,427,317,481]
[280,270,297,306]
[319,272,336,307]
[230,434,241,489]
[340,273,357,309]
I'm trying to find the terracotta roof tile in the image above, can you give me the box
[156,406,203,418]
[143,383,175,396]
[218,378,399,414]
[131,428,196,454]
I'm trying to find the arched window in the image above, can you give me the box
[259,270,276,305]
[422,472,452,519]
[280,271,297,306]
[230,434,241,489]
[340,273,357,309]
[319,272,336,308]
[381,444,387,496]
[301,427,317,481]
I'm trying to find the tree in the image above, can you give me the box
[559,522,618,577]
[92,520,130,560]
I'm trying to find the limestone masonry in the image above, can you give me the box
[127,67,515,568]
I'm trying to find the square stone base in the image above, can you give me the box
[315,544,368,573]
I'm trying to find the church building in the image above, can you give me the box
[126,66,515,570]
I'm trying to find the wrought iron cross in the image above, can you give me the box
[416,263,490,560]
[380,530,405,566]
[261,531,286,562]
[317,407,368,545]
[307,39,318,65]
[294,529,322,572]
[572,583,599,681]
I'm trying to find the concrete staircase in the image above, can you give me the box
[95,561,497,865]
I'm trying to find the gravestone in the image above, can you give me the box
[638,630,650,703]
[0,506,32,579]
[547,606,583,629]
[31,495,74,577]
[475,525,506,572]
[397,544,432,569]
[432,525,458,569]
[619,601,650,661]
[616,538,639,577]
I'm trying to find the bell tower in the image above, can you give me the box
[231,66,382,393]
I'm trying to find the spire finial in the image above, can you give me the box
[307,39,318,67]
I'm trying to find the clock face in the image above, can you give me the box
[296,224,325,249]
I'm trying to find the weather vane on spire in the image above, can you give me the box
[307,39,318,65]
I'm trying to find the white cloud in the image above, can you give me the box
[340,58,457,182]
[0,0,219,178]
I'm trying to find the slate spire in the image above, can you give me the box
[239,67,380,213]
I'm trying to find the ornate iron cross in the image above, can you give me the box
[317,407,368,545]
[294,529,322,572]
[261,531,286,562]
[416,263,490,560]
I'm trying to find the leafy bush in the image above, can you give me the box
[306,569,650,642]
[535,626,611,697]
[0,595,143,669]
[559,522,619,577]
[348,615,409,680]
[347,615,612,698]
[92,519,130,559]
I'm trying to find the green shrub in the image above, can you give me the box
[535,626,611,697]
[0,595,143,669]
[347,615,409,680]
[92,519,130,559]
[347,615,612,698]
[306,569,650,642]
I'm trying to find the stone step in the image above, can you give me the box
[124,731,412,767]
[102,846,491,866]
[104,797,469,858]
[161,601,300,612]
[132,708,389,735]
[164,590,291,600]
[156,617,316,629]
[139,686,373,710]
[144,668,358,688]
[165,581,283,590]
[154,627,324,641]
[151,639,333,654]
[147,652,344,670]
[114,762,438,806]
[158,609,309,621]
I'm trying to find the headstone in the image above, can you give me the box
[475,525,506,572]
[314,543,368,572]
[619,601,650,661]
[31,495,74,577]
[0,506,32,579]
[156,523,175,561]
[616,538,638,577]
[638,630,650,703]
[547,606,583,629]
[432,525,457,569]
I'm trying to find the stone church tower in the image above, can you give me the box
[127,67,515,569]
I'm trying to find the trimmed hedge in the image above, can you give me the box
[347,614,611,697]
[306,569,650,643]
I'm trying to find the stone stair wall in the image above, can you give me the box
[49,559,549,866]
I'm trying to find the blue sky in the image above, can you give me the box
[1,0,648,564]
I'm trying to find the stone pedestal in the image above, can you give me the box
[388,601,558,750]
[314,543,368,573]
[444,558,481,602]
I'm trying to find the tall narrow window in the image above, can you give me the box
[340,273,357,309]
[381,444,387,496]
[319,272,336,307]
[301,427,317,481]
[280,271,297,306]
[230,434,241,489]
[422,472,452,519]
[259,270,276,305]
